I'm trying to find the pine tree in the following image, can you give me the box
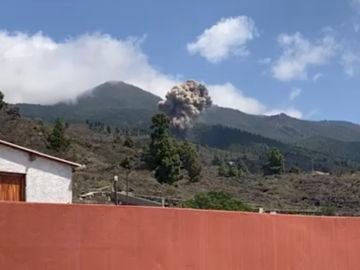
[147,114,171,168]
[47,119,70,152]
[120,157,133,195]
[236,159,248,176]
[263,148,284,175]
[146,114,181,184]
[227,164,238,177]
[218,163,227,176]
[211,155,222,166]
[178,141,202,182]
[154,144,181,184]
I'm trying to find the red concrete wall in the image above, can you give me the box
[0,202,360,270]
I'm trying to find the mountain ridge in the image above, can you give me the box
[17,81,360,144]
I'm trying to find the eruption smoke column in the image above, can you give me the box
[158,80,212,130]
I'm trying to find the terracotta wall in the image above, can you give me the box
[0,202,359,270]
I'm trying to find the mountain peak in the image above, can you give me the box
[97,81,128,88]
[268,113,293,119]
[80,81,161,105]
[18,81,161,128]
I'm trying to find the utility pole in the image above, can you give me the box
[113,175,118,205]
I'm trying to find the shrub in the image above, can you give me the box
[183,191,252,211]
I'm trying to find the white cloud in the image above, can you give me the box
[187,16,257,63]
[208,83,303,118]
[289,88,302,101]
[208,83,266,114]
[258,58,272,65]
[272,33,336,81]
[341,50,360,76]
[0,31,178,104]
[0,30,301,118]
[304,109,319,119]
[312,73,324,82]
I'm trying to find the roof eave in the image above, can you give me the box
[0,139,83,168]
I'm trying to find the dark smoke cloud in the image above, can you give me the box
[158,80,212,129]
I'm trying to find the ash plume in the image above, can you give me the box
[158,80,212,130]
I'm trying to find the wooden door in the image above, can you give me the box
[0,172,25,201]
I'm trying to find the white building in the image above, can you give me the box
[0,139,82,203]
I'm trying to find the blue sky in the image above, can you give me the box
[0,0,360,122]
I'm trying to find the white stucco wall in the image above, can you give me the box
[0,144,73,203]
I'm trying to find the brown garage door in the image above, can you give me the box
[0,172,25,201]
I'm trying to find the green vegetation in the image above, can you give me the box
[214,155,248,178]
[146,114,203,184]
[218,163,227,177]
[146,114,181,184]
[47,118,70,152]
[19,83,360,144]
[120,156,133,170]
[7,80,360,215]
[289,166,301,174]
[184,192,252,211]
[3,103,360,216]
[17,81,360,173]
[228,163,239,177]
[211,155,222,166]
[191,124,284,150]
[217,161,246,178]
[199,106,360,144]
[0,91,4,110]
[263,148,284,175]
[178,141,202,182]
[190,123,360,173]
[320,206,336,216]
[120,156,134,195]
[123,136,134,148]
[18,81,160,129]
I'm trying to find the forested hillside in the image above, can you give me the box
[2,95,360,215]
[18,81,360,144]
[0,81,359,215]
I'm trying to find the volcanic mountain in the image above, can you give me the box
[17,81,360,144]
